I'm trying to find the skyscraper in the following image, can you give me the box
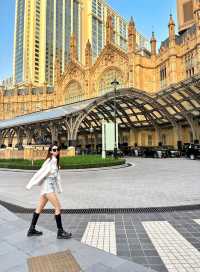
[13,0,149,86]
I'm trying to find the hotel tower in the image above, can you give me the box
[13,0,149,86]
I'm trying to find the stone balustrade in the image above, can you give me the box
[0,146,75,160]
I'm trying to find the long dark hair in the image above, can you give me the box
[45,144,60,168]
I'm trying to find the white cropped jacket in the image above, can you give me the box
[26,157,62,193]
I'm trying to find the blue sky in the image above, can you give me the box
[0,0,177,81]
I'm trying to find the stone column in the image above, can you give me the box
[173,124,183,148]
[25,128,34,145]
[192,119,200,143]
[8,130,13,147]
[49,123,59,145]
[155,127,162,146]
[16,128,24,147]
[68,139,77,147]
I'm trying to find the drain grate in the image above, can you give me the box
[0,199,200,214]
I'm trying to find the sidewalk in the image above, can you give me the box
[0,205,155,272]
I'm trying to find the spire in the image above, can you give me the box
[128,16,136,53]
[70,33,78,61]
[106,14,114,44]
[150,31,157,56]
[168,14,175,43]
[168,14,175,27]
[130,16,134,25]
[85,39,92,67]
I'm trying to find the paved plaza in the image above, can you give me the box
[0,158,200,209]
[0,205,153,272]
[1,157,200,272]
[17,208,200,272]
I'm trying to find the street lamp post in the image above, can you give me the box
[111,78,119,159]
[89,127,94,154]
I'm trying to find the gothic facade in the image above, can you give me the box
[1,5,200,148]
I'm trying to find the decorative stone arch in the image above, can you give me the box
[97,67,125,96]
[64,80,84,104]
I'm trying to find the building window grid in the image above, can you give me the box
[92,16,103,58]
[15,0,25,83]
[160,65,167,88]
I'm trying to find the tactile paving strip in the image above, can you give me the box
[27,250,82,272]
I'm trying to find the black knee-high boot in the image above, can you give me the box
[55,214,72,239]
[27,212,43,237]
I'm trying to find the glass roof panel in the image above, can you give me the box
[190,85,200,93]
[166,107,176,114]
[153,111,162,118]
[157,98,167,106]
[171,92,183,100]
[132,108,141,114]
[135,99,144,104]
[125,109,133,114]
[181,101,194,110]
[190,100,200,108]
[144,104,153,110]
[179,90,189,97]
[130,116,137,122]
[137,115,146,121]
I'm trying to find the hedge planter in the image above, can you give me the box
[0,155,126,170]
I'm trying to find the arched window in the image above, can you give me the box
[64,81,84,104]
[98,68,123,95]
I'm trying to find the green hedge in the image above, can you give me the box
[0,155,126,170]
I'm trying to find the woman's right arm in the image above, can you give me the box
[26,159,52,189]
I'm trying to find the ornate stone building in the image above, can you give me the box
[1,2,200,148]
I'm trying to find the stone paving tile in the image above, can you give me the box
[0,248,29,271]
[85,263,114,272]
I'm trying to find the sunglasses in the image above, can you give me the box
[52,148,59,152]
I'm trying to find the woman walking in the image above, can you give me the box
[26,145,72,239]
